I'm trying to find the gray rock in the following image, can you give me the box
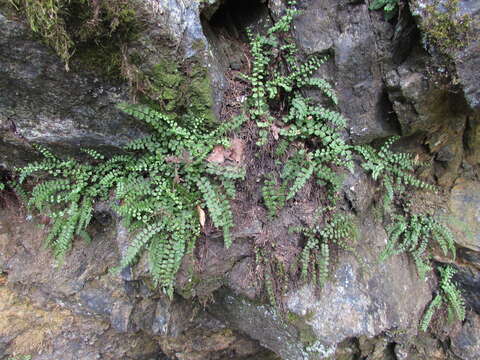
[410,0,480,110]
[0,12,147,169]
[458,247,480,268]
[448,180,480,251]
[111,301,134,333]
[79,289,114,316]
[0,208,273,360]
[464,112,480,165]
[209,217,432,359]
[452,265,480,314]
[0,0,226,170]
[456,40,480,110]
[450,312,480,360]
[0,285,164,360]
[385,63,467,185]
[293,0,400,144]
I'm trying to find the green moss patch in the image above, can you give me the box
[146,58,215,122]
[8,0,141,74]
[422,0,473,55]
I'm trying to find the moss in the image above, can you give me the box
[285,311,318,347]
[10,0,141,74]
[422,0,473,55]
[73,43,124,80]
[7,0,215,118]
[146,58,215,122]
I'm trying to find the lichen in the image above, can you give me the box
[421,0,473,55]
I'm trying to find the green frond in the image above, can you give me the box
[420,294,443,331]
[120,222,164,268]
[197,177,234,248]
[286,164,314,200]
[82,148,105,160]
[420,265,466,331]
[262,174,286,218]
[17,98,243,294]
[297,213,356,287]
[379,213,456,279]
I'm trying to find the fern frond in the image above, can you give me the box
[121,222,164,269]
[286,164,314,200]
[197,177,234,248]
[420,294,443,331]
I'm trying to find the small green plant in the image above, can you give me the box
[246,0,352,217]
[247,1,451,303]
[262,173,287,218]
[293,213,357,287]
[17,105,245,297]
[380,212,456,279]
[420,265,466,331]
[356,136,435,209]
[421,0,472,55]
[7,356,32,360]
[369,0,399,21]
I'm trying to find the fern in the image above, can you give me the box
[197,177,234,248]
[420,294,443,332]
[380,213,456,279]
[439,266,466,322]
[356,137,435,208]
[287,164,315,200]
[420,266,466,331]
[369,0,399,20]
[246,0,352,220]
[16,102,245,295]
[294,213,357,285]
[262,174,287,218]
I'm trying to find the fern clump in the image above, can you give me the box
[293,213,357,287]
[17,105,245,297]
[356,136,435,209]
[380,212,456,279]
[262,174,287,218]
[420,265,466,331]
[248,1,352,216]
[17,145,118,257]
[369,0,399,20]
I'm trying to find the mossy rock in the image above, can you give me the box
[146,57,215,123]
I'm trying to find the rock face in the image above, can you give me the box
[0,208,275,360]
[293,0,401,143]
[209,217,432,360]
[1,0,480,359]
[448,180,480,251]
[0,0,224,169]
[0,284,164,360]
[0,11,143,169]
[410,0,480,110]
